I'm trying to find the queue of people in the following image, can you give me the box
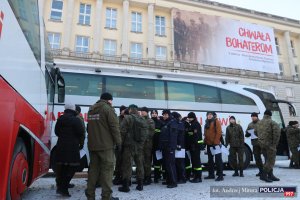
[53,92,300,199]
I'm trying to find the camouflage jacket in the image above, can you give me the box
[87,100,121,151]
[286,125,300,149]
[144,115,155,141]
[245,120,260,146]
[76,114,86,147]
[225,123,244,147]
[257,115,280,150]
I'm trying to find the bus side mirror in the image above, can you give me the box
[288,104,297,117]
[57,77,65,103]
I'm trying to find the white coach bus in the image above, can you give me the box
[50,64,296,170]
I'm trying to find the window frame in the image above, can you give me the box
[131,12,142,33]
[275,37,280,55]
[278,63,284,76]
[103,39,117,56]
[156,46,167,60]
[48,32,61,49]
[79,3,91,25]
[155,15,166,36]
[130,42,143,59]
[105,7,117,29]
[75,35,90,53]
[50,0,63,21]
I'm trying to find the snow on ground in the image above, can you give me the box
[22,161,300,200]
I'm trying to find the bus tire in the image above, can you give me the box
[6,138,29,200]
[228,144,251,170]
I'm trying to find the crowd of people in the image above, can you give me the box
[53,92,300,200]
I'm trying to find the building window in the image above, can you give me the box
[48,32,61,49]
[79,3,91,25]
[131,12,142,32]
[286,87,294,97]
[76,36,89,52]
[291,40,296,57]
[278,63,284,76]
[275,37,280,55]
[130,43,142,59]
[156,46,167,60]
[155,16,166,36]
[50,0,63,21]
[104,39,117,56]
[105,8,117,29]
[295,65,299,78]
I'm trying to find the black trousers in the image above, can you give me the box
[175,158,186,181]
[191,147,202,177]
[162,149,177,185]
[56,164,76,191]
[207,145,223,177]
[153,150,162,179]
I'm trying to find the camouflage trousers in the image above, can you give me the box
[143,139,153,178]
[290,147,300,165]
[253,143,263,170]
[121,146,144,181]
[229,147,244,170]
[114,148,122,178]
[260,145,276,173]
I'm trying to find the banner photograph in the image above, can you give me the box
[173,9,279,73]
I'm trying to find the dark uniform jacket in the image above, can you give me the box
[186,119,203,150]
[225,123,244,147]
[87,100,121,151]
[55,109,85,165]
[245,120,260,146]
[286,126,300,149]
[159,118,179,150]
[152,117,164,150]
[257,115,280,150]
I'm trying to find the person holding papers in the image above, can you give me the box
[225,116,245,177]
[204,111,224,181]
[245,112,263,177]
[186,112,204,183]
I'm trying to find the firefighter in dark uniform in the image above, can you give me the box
[151,109,164,183]
[182,117,192,181]
[159,109,178,188]
[173,112,186,184]
[186,112,204,183]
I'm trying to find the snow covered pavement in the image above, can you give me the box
[22,161,299,200]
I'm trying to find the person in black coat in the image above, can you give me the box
[55,103,85,197]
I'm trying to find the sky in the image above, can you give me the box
[208,0,300,20]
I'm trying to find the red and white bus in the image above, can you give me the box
[0,0,65,199]
[50,63,296,170]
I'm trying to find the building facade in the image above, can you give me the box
[42,0,300,123]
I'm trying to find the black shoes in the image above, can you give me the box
[190,177,202,183]
[268,170,280,181]
[167,184,177,188]
[177,179,187,184]
[118,180,130,193]
[204,175,215,180]
[56,189,71,197]
[215,176,224,181]
[232,170,239,177]
[239,170,244,177]
[260,171,273,183]
[136,180,143,191]
[68,183,75,188]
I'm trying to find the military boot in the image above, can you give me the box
[232,169,239,177]
[136,179,143,191]
[190,171,202,183]
[118,179,130,193]
[239,169,244,177]
[268,170,280,181]
[144,176,152,185]
[260,170,272,183]
[256,168,263,177]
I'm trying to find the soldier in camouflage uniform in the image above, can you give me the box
[245,112,263,176]
[118,104,148,192]
[257,110,281,182]
[174,11,187,61]
[286,121,300,168]
[86,93,121,200]
[113,105,127,185]
[140,107,155,185]
[225,116,245,177]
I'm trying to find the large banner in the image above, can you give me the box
[173,9,279,73]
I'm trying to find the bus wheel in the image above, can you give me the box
[7,138,29,200]
[228,145,251,170]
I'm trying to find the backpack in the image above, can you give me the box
[131,114,148,143]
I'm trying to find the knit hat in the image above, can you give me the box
[162,109,171,116]
[187,112,196,119]
[65,103,76,111]
[100,92,113,101]
[120,105,127,112]
[229,116,236,120]
[251,112,258,117]
[140,106,149,113]
[128,104,138,109]
[264,109,272,116]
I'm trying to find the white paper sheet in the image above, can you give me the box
[80,149,86,159]
[156,150,163,160]
[248,129,258,139]
[221,145,229,155]
[210,145,221,155]
[175,149,186,158]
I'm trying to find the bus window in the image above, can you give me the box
[194,84,221,103]
[63,73,103,96]
[8,0,41,66]
[167,82,195,102]
[106,76,165,100]
[220,89,256,105]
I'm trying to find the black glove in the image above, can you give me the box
[79,144,84,150]
[199,144,206,151]
[176,145,182,151]
[212,145,216,150]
